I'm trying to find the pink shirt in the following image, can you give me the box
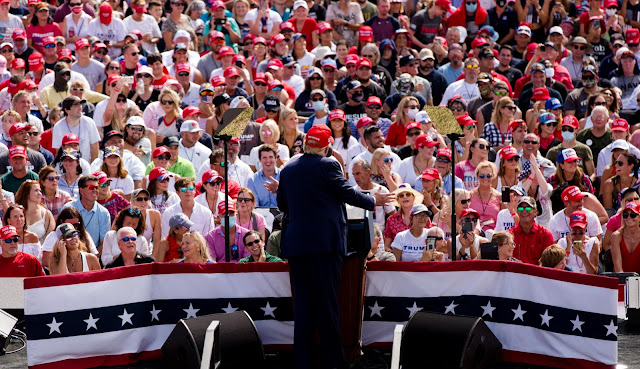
[469,194,501,231]
[606,213,622,232]
[205,225,251,263]
[455,160,479,190]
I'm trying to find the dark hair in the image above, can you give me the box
[303,73,326,94]
[31,4,53,26]
[175,177,195,191]
[616,152,639,179]
[468,139,487,160]
[243,230,263,245]
[258,144,278,160]
[52,150,81,175]
[57,207,92,247]
[330,117,353,150]
[363,125,381,142]
[498,44,513,54]
[147,53,162,65]
[79,175,98,188]
[113,206,146,235]
[38,166,57,185]
[585,93,607,118]
[3,204,26,233]
[210,148,224,163]
[14,180,40,209]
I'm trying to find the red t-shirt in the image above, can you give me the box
[509,222,554,265]
[385,122,407,147]
[26,23,63,54]
[293,18,318,52]
[0,252,45,277]
[152,74,174,91]
[41,128,54,155]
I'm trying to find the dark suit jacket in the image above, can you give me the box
[277,154,375,258]
[105,252,155,268]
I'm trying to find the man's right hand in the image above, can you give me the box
[373,188,395,206]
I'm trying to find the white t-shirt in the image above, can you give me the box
[0,14,25,42]
[122,14,162,54]
[326,3,364,47]
[71,58,107,90]
[183,82,201,107]
[494,208,516,232]
[284,74,305,98]
[161,201,215,238]
[51,116,101,162]
[100,230,149,266]
[391,228,429,262]
[179,140,212,176]
[86,17,128,58]
[547,208,603,241]
[109,175,135,195]
[355,184,395,231]
[248,143,290,171]
[244,8,283,34]
[397,156,421,187]
[195,191,225,216]
[440,80,480,107]
[333,135,358,170]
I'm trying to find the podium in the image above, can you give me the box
[339,206,374,363]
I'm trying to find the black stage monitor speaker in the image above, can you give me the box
[161,310,264,369]
[0,309,17,356]
[400,311,502,369]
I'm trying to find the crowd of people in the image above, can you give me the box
[2,0,640,278]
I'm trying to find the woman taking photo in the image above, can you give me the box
[601,152,639,209]
[391,204,431,262]
[101,206,150,266]
[41,207,97,269]
[3,204,41,260]
[483,96,516,150]
[432,188,471,241]
[248,120,290,171]
[383,183,424,250]
[480,231,521,262]
[162,0,197,50]
[154,213,193,262]
[15,180,55,244]
[454,114,477,161]
[131,188,162,248]
[611,202,640,273]
[180,231,214,263]
[101,146,134,199]
[56,148,82,199]
[235,188,267,240]
[49,223,100,274]
[38,166,72,220]
[156,88,183,144]
[558,210,600,274]
[385,96,420,148]
[493,146,522,189]
[278,107,305,157]
[370,148,402,192]
[398,134,437,186]
[468,162,504,232]
[419,168,446,220]
[147,167,180,215]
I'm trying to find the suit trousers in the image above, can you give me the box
[288,252,347,369]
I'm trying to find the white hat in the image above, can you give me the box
[293,0,308,10]
[616,47,630,59]
[611,139,630,151]
[454,26,467,44]
[173,29,191,41]
[517,25,532,37]
[126,116,146,127]
[229,96,249,108]
[415,111,431,124]
[549,26,563,35]
[179,120,203,133]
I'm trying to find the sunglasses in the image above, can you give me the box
[478,173,493,178]
[523,139,539,144]
[436,157,451,163]
[4,236,19,243]
[465,64,479,69]
[138,73,152,79]
[161,100,174,105]
[213,161,229,167]
[207,180,222,186]
[180,186,195,193]
[64,232,79,241]
[46,175,60,181]
[177,72,189,77]
[95,49,107,55]
[311,97,324,102]
[71,87,84,92]
[504,105,517,111]
[623,212,639,218]
[474,143,488,150]
[407,131,422,137]
[517,206,533,212]
[494,91,508,96]
[237,197,253,202]
[200,90,215,96]
[129,52,138,56]
[121,236,137,242]
[397,192,414,199]
[451,107,465,112]
[367,105,382,109]
[116,98,127,103]
[255,82,267,87]
[308,76,322,81]
[108,66,120,71]
[561,127,574,132]
[506,157,519,162]
[99,181,111,188]
[271,87,283,91]
[426,236,444,241]
[243,42,252,46]
[136,197,149,202]
[462,217,478,223]
[85,184,98,190]
[407,105,419,109]
[157,154,171,160]
[540,122,557,127]
[27,131,39,136]
[157,177,170,183]
[573,45,586,50]
[43,44,55,49]
[616,160,627,166]
[593,101,606,106]
[465,125,476,130]
[460,198,471,205]
[129,126,144,132]
[383,157,393,163]
[245,239,261,247]
[322,68,335,73]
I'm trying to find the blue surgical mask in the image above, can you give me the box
[221,216,236,228]
[312,101,326,112]
[561,131,575,142]
[466,2,477,11]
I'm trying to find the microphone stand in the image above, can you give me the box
[447,132,464,261]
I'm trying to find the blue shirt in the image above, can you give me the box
[439,63,464,85]
[64,199,110,247]
[414,173,464,195]
[247,168,280,207]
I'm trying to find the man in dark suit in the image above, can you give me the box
[277,125,393,369]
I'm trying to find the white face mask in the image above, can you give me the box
[407,108,419,120]
[606,8,617,16]
[545,68,555,79]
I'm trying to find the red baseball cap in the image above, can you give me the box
[366,96,382,107]
[356,116,375,129]
[357,57,372,69]
[176,62,190,74]
[624,202,640,215]
[217,200,236,214]
[471,37,489,49]
[92,171,110,185]
[7,79,19,95]
[202,169,223,184]
[270,33,286,47]
[254,72,267,84]
[531,87,550,101]
[211,1,225,9]
[217,46,234,60]
[9,58,25,70]
[152,146,170,158]
[18,79,37,91]
[280,21,295,32]
[223,66,240,78]
[405,122,422,134]
[420,167,441,181]
[0,225,17,240]
[62,133,79,145]
[435,0,451,12]
[57,48,73,61]
[210,31,224,42]
[569,210,588,229]
[561,185,586,203]
[27,51,43,71]
[499,145,519,160]
[11,28,26,40]
[253,36,267,46]
[345,54,359,65]
[8,145,27,159]
[329,109,345,121]
[42,36,55,47]
[436,148,452,160]
[359,26,373,42]
[509,119,526,132]
[456,114,476,126]
[74,38,90,50]
[460,208,479,219]
[318,22,332,33]
[611,118,629,132]
[415,134,438,149]
[627,28,640,44]
[561,115,579,129]
[232,54,245,65]
[210,75,226,87]
[99,3,113,24]
[182,106,203,119]
[268,79,283,90]
[9,122,29,136]
[305,125,334,148]
[267,58,283,70]
[93,42,107,53]
[605,0,618,7]
[149,167,170,181]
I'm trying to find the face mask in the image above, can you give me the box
[71,5,82,14]
[221,216,236,228]
[606,8,617,16]
[312,100,326,112]
[479,84,492,98]
[466,3,477,12]
[351,93,363,102]
[545,68,555,79]
[561,131,575,141]
[583,79,596,88]
[496,0,507,6]
[407,108,419,119]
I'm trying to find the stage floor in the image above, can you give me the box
[2,319,638,369]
